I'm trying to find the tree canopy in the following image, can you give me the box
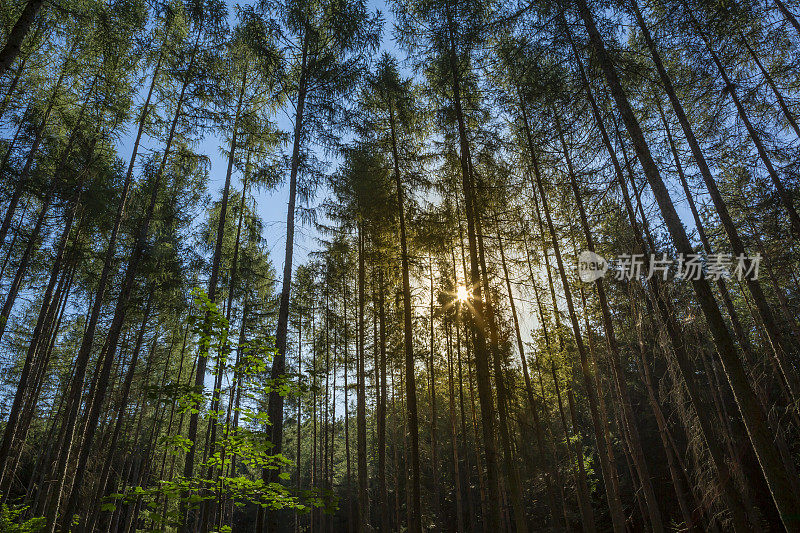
[0,0,799,530]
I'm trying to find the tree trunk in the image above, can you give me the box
[0,52,29,120]
[445,318,465,533]
[523,232,575,531]
[497,226,566,531]
[0,193,50,341]
[377,268,389,532]
[452,245,479,533]
[6,253,74,503]
[740,31,800,139]
[262,35,310,532]
[681,2,800,236]
[774,0,800,38]
[631,292,703,531]
[386,91,422,533]
[618,126,755,530]
[54,28,194,531]
[556,114,665,533]
[632,0,800,404]
[576,2,800,527]
[428,258,441,529]
[195,66,248,533]
[0,0,45,77]
[41,39,165,530]
[533,159,625,532]
[0,71,96,344]
[463,329,490,528]
[311,308,318,533]
[522,99,626,532]
[357,226,369,532]
[553,363,596,533]
[473,203,528,533]
[0,43,74,249]
[0,181,82,496]
[88,294,152,525]
[344,281,353,533]
[444,3,502,528]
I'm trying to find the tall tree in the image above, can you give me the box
[256,3,379,528]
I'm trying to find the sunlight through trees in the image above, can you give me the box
[0,0,799,530]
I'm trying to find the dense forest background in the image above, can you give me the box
[0,0,799,530]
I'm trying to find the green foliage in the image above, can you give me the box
[1,0,799,530]
[0,505,45,533]
[98,288,324,529]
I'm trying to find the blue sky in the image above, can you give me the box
[119,0,702,329]
[195,0,401,278]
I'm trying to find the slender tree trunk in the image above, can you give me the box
[194,66,248,533]
[521,191,576,531]
[455,226,491,527]
[377,268,389,532]
[214,153,252,530]
[444,4,501,529]
[0,110,26,192]
[659,102,800,473]
[656,100,755,358]
[344,282,353,533]
[329,348,334,533]
[147,304,192,531]
[89,294,153,522]
[0,192,50,340]
[751,232,800,343]
[294,317,302,529]
[427,258,441,529]
[632,0,800,404]
[262,36,310,533]
[631,291,703,531]
[41,40,165,529]
[0,51,30,120]
[681,2,800,235]
[0,72,96,344]
[523,101,626,533]
[556,115,664,533]
[322,280,329,533]
[523,232,576,531]
[0,181,83,497]
[451,244,479,533]
[0,0,45,77]
[445,318,465,533]
[390,366,400,532]
[463,328,489,529]
[356,227,369,532]
[553,362,596,533]
[774,0,800,38]
[387,95,422,533]
[0,198,27,283]
[497,227,566,531]
[618,124,755,531]
[740,31,800,139]
[7,256,74,502]
[576,2,800,527]
[55,28,195,531]
[309,308,317,533]
[21,262,74,499]
[473,206,528,533]
[0,43,74,249]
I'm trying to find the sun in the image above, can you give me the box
[456,285,470,302]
